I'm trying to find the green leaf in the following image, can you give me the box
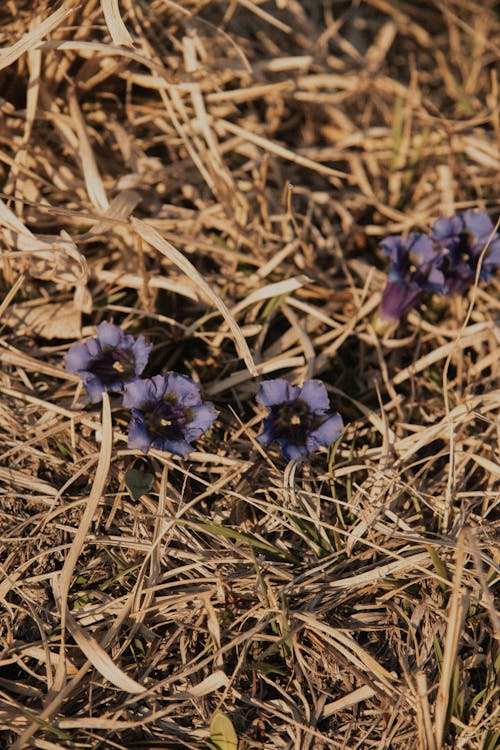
[191,519,294,562]
[208,710,238,750]
[125,468,154,502]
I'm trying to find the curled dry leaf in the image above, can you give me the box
[0,199,89,287]
[13,232,89,286]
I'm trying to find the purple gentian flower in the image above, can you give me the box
[123,373,217,456]
[462,209,500,281]
[379,280,427,324]
[378,212,500,329]
[431,214,465,253]
[256,378,343,461]
[65,321,152,403]
[462,209,494,247]
[379,234,444,323]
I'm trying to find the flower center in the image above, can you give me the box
[88,345,136,386]
[271,398,319,446]
[144,392,194,441]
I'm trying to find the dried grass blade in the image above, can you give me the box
[185,670,228,697]
[395,390,500,459]
[38,40,166,76]
[0,6,72,73]
[0,198,33,236]
[294,612,398,696]
[0,273,25,320]
[100,0,134,47]
[238,0,292,33]
[58,393,112,630]
[217,119,348,179]
[131,218,257,376]
[433,531,468,749]
[211,275,308,348]
[68,89,109,211]
[94,267,199,301]
[392,323,494,385]
[416,671,437,750]
[206,356,305,395]
[64,610,145,694]
[322,685,375,717]
[325,552,432,590]
[0,467,57,498]
[78,190,142,238]
[25,23,42,144]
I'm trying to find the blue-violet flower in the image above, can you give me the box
[462,210,500,281]
[123,373,218,456]
[379,233,444,323]
[256,378,343,461]
[377,211,500,328]
[65,321,152,403]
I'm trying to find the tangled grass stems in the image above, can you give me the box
[0,1,499,749]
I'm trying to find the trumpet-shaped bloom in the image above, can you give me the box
[379,234,444,323]
[256,378,343,461]
[123,373,217,456]
[378,211,500,326]
[65,322,152,403]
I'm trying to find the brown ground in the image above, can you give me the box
[0,1,499,749]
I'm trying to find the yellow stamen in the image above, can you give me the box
[291,415,301,425]
[112,361,125,373]
[160,418,172,427]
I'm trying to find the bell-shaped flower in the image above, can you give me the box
[378,234,444,323]
[256,378,343,461]
[65,322,152,403]
[123,373,217,456]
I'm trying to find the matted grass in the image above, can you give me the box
[0,1,498,748]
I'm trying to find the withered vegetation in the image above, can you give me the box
[0,1,499,748]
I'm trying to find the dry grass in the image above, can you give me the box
[0,1,499,748]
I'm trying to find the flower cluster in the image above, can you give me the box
[66,323,342,461]
[66,324,343,461]
[66,322,217,457]
[378,210,500,325]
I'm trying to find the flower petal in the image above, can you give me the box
[307,413,343,452]
[379,281,423,323]
[381,235,406,261]
[84,375,106,403]
[431,215,464,250]
[279,440,308,461]
[151,436,192,458]
[426,265,445,292]
[65,340,95,373]
[462,209,493,242]
[127,412,153,453]
[256,418,274,448]
[481,238,500,279]
[299,380,330,413]
[95,321,126,348]
[256,378,300,407]
[185,403,218,440]
[163,372,202,406]
[132,335,153,376]
[123,378,156,409]
[408,233,435,263]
